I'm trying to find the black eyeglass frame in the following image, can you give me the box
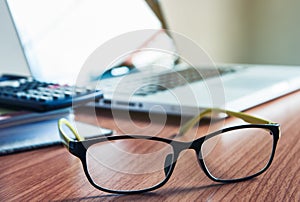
[66,123,280,194]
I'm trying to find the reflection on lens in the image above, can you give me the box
[86,138,173,192]
[201,127,273,180]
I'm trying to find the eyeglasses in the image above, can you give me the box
[58,108,280,194]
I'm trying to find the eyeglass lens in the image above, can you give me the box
[201,127,274,180]
[86,139,174,192]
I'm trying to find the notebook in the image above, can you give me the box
[0,112,112,155]
[3,0,300,117]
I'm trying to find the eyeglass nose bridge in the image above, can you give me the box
[167,138,205,172]
[167,138,209,177]
[171,138,204,155]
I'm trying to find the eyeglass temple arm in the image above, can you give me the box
[58,118,85,149]
[178,108,273,136]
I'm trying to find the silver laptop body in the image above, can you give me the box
[96,62,300,116]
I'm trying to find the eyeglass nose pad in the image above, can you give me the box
[164,153,173,177]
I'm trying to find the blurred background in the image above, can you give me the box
[160,0,300,66]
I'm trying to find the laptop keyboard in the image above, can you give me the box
[101,67,236,96]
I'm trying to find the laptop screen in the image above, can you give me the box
[6,0,161,84]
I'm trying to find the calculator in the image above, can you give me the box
[0,75,103,112]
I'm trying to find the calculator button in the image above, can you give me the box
[53,93,65,100]
[28,94,40,100]
[64,91,76,97]
[39,96,53,102]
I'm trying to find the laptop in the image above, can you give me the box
[94,0,300,116]
[3,0,300,116]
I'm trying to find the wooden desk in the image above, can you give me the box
[1,91,300,201]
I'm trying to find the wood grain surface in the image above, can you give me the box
[0,91,300,201]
